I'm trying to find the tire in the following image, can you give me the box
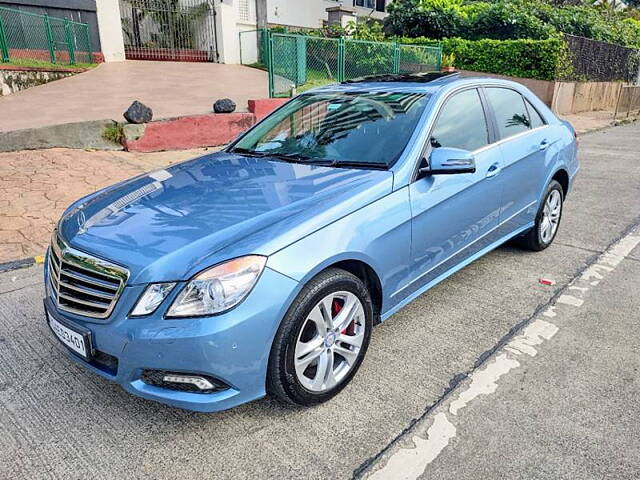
[518,180,564,251]
[267,268,373,406]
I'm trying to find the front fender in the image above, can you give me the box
[266,187,412,315]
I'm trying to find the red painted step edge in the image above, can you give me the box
[248,98,289,121]
[124,98,290,153]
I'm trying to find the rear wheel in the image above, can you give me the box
[267,268,373,406]
[518,180,563,251]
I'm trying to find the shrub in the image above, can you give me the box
[467,2,556,41]
[385,0,640,48]
[402,36,573,80]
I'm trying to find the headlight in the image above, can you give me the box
[166,256,267,318]
[130,283,176,316]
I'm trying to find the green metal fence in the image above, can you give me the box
[240,30,442,98]
[0,6,93,66]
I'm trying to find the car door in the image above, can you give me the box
[394,87,503,302]
[483,87,550,237]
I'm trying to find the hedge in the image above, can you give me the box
[386,0,640,48]
[401,36,573,81]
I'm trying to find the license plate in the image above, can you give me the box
[47,311,91,360]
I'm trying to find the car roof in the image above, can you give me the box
[308,72,527,96]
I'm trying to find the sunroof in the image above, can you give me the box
[342,71,459,84]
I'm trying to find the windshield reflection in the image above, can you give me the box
[232,92,430,167]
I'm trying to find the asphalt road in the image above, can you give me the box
[1,122,639,480]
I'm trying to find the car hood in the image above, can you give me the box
[58,152,393,284]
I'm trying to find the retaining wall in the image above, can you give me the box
[459,69,627,115]
[0,66,78,96]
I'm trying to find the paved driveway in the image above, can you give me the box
[0,148,210,262]
[0,61,268,132]
[0,123,639,479]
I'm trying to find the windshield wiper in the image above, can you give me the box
[329,160,389,170]
[231,148,323,164]
[229,147,269,157]
[231,148,387,169]
[269,152,325,164]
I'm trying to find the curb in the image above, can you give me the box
[0,98,289,153]
[0,255,44,274]
[576,115,638,136]
[0,119,124,152]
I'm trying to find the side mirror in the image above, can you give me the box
[419,147,476,177]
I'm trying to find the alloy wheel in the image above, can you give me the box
[294,291,366,392]
[540,189,562,244]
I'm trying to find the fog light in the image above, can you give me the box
[140,369,229,393]
[162,374,214,390]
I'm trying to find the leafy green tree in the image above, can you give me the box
[384,0,467,38]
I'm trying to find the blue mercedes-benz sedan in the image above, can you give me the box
[44,73,578,412]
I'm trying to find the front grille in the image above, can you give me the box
[48,232,129,319]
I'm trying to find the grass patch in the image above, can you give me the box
[102,123,125,144]
[297,68,337,93]
[0,59,96,71]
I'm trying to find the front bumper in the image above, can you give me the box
[44,263,300,412]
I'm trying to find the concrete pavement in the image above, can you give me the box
[364,226,640,479]
[0,122,639,479]
[0,61,268,132]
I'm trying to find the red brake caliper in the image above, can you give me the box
[333,299,355,335]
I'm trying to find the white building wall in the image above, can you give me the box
[267,0,339,29]
[217,0,392,64]
[95,0,126,62]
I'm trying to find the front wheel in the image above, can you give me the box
[518,179,564,251]
[267,268,373,406]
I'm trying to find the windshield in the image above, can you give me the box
[230,92,430,168]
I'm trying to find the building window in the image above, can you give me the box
[238,0,250,21]
[353,0,386,12]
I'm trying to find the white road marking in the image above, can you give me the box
[557,294,584,307]
[449,354,520,415]
[364,226,640,480]
[368,413,456,480]
[504,319,559,358]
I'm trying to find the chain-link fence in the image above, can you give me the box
[0,6,93,66]
[565,34,640,83]
[241,30,442,97]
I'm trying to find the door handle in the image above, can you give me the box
[539,139,550,151]
[486,163,501,178]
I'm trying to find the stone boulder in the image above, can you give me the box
[213,98,236,113]
[123,101,153,124]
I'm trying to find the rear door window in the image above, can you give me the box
[430,88,489,152]
[485,88,531,139]
[525,99,546,129]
